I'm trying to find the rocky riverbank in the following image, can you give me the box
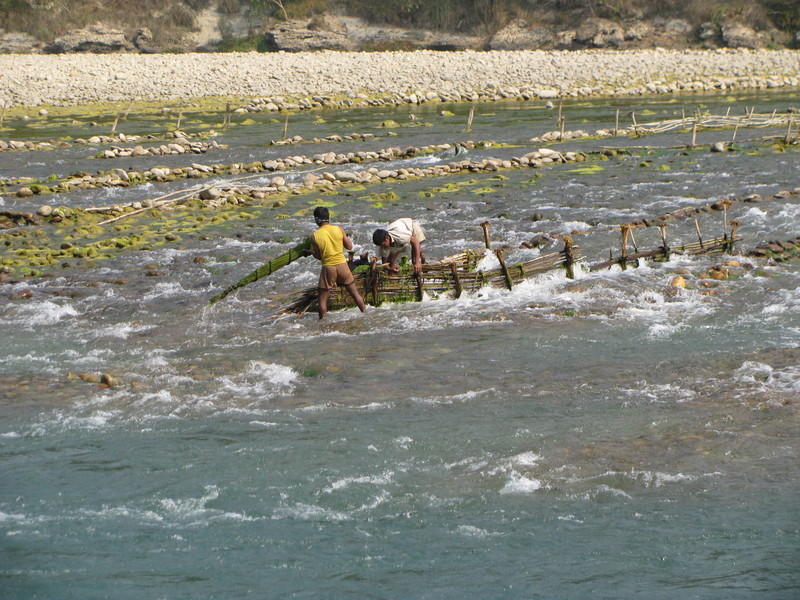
[1,48,799,109]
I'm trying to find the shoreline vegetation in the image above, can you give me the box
[0,48,799,111]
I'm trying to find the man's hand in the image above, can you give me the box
[413,261,422,273]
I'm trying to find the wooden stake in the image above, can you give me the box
[282,114,289,140]
[450,263,463,298]
[691,121,697,147]
[122,100,133,121]
[110,114,120,134]
[614,108,619,136]
[414,272,424,301]
[620,225,630,270]
[369,258,379,306]
[557,98,563,125]
[785,116,794,144]
[495,249,514,290]
[465,104,475,133]
[480,221,491,249]
[732,120,739,142]
[223,103,231,129]
[559,116,565,141]
[563,237,576,279]
[630,111,638,134]
[723,202,728,239]
[175,108,183,131]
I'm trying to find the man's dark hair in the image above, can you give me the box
[372,229,389,245]
[313,206,329,224]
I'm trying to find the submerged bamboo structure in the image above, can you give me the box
[277,237,582,315]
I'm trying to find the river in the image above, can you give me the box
[1,90,799,599]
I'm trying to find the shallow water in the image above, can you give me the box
[2,91,800,599]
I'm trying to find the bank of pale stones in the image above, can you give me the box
[0,48,798,109]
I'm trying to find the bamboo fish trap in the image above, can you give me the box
[277,237,582,316]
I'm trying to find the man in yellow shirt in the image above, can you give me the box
[310,206,366,319]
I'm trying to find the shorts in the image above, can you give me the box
[318,262,355,291]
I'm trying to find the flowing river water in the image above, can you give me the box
[1,91,799,599]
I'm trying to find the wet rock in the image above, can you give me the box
[37,205,53,217]
[670,275,687,288]
[710,141,727,152]
[16,187,34,198]
[100,373,118,387]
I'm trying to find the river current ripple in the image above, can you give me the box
[1,92,799,599]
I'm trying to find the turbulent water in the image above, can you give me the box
[2,91,799,599]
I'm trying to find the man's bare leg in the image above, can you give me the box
[345,283,366,313]
[318,288,330,319]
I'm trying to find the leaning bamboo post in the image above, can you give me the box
[691,121,697,147]
[450,263,463,298]
[785,116,794,144]
[480,221,491,249]
[122,100,133,121]
[629,228,639,253]
[557,99,563,125]
[464,104,475,133]
[563,236,576,279]
[694,217,704,250]
[110,113,120,134]
[630,111,638,134]
[495,249,514,290]
[559,116,566,141]
[614,108,620,135]
[282,114,289,140]
[732,119,740,142]
[175,108,184,131]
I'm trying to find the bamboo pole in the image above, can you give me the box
[282,114,289,140]
[175,108,183,131]
[785,116,794,144]
[110,114,120,134]
[658,224,670,260]
[557,99,563,125]
[691,121,697,147]
[223,103,231,129]
[559,116,566,141]
[122,100,133,121]
[465,104,475,134]
[694,217,704,249]
[614,108,620,136]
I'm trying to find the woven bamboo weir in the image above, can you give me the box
[277,238,581,315]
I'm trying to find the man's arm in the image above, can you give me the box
[340,227,354,251]
[310,235,321,260]
[409,236,422,273]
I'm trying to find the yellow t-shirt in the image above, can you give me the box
[312,223,347,266]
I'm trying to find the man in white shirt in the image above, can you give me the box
[372,218,426,273]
